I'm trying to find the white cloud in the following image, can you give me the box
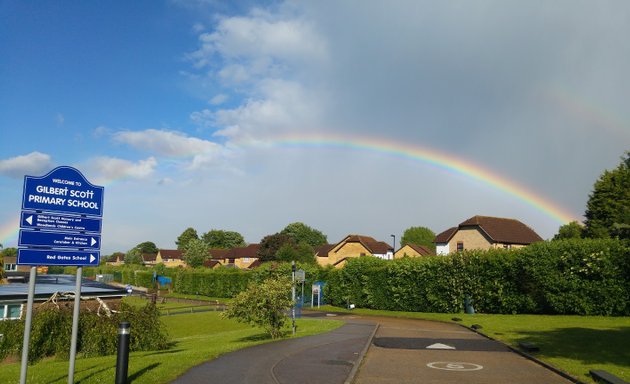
[92,156,157,180]
[0,152,53,178]
[209,93,228,105]
[113,129,222,158]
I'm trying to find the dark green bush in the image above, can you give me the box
[0,302,169,363]
[325,239,629,315]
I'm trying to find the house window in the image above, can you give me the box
[228,258,235,264]
[3,263,17,271]
[2,304,23,320]
[456,242,464,252]
[503,244,512,249]
[243,258,250,262]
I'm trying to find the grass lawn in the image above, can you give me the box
[0,311,343,384]
[313,305,630,383]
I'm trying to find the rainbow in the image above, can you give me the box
[270,133,580,224]
[0,133,580,246]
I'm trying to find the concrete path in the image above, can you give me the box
[171,312,574,384]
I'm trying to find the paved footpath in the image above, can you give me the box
[351,315,572,384]
[171,313,574,384]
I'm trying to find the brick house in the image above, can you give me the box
[316,235,393,268]
[155,249,186,268]
[434,215,543,255]
[394,243,434,258]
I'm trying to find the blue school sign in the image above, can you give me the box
[18,166,104,266]
[22,166,104,217]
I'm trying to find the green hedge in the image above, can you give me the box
[325,239,629,315]
[0,303,168,363]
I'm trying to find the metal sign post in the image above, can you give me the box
[291,261,296,336]
[19,267,37,384]
[16,166,104,384]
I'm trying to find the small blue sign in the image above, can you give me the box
[18,249,100,266]
[19,230,100,250]
[22,166,104,217]
[20,211,102,233]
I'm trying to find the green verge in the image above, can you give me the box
[312,305,630,383]
[0,311,343,384]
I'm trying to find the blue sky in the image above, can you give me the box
[1,0,629,254]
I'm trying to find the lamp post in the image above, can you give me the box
[390,234,396,260]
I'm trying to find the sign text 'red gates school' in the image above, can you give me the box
[22,166,104,217]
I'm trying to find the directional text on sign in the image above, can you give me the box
[19,230,100,250]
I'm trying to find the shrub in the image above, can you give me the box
[222,276,293,339]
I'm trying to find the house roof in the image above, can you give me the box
[315,244,334,257]
[434,227,457,243]
[247,259,262,269]
[434,216,543,245]
[401,243,434,256]
[208,248,229,259]
[159,249,183,260]
[333,235,392,255]
[142,253,157,262]
[459,215,543,244]
[203,259,222,268]
[226,244,260,259]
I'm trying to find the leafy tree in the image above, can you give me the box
[183,238,211,268]
[400,226,436,250]
[280,222,327,247]
[222,276,293,339]
[135,241,159,254]
[584,152,630,240]
[202,229,246,249]
[257,233,295,262]
[176,227,199,250]
[553,221,584,240]
[124,248,143,265]
[276,242,317,264]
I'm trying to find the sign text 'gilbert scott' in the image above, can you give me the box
[18,166,104,267]
[22,166,104,217]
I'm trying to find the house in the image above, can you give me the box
[210,244,260,269]
[141,253,157,266]
[0,274,128,320]
[394,243,434,258]
[434,215,543,255]
[316,235,393,268]
[155,249,186,268]
[105,252,125,266]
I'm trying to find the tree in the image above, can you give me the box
[201,230,246,249]
[553,221,584,240]
[1,247,17,259]
[183,238,210,268]
[124,248,143,265]
[400,226,436,251]
[280,222,327,247]
[257,233,295,262]
[176,227,199,250]
[584,152,630,240]
[135,241,159,254]
[276,242,317,264]
[222,276,293,339]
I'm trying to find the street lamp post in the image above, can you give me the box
[390,234,396,260]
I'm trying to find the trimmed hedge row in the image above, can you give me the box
[325,239,629,316]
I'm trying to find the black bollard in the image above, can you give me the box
[115,322,131,384]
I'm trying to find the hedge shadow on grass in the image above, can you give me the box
[512,326,630,367]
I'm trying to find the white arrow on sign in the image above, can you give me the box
[90,254,96,263]
[26,215,33,225]
[91,237,97,246]
[426,343,456,350]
